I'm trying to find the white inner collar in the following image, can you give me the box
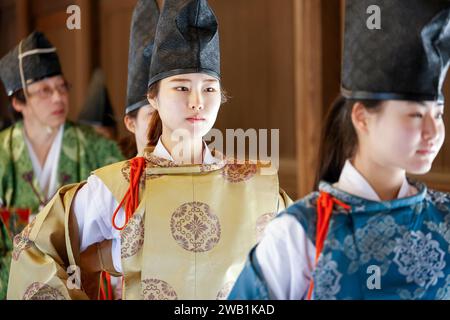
[153,137,217,165]
[335,160,416,201]
[23,124,64,200]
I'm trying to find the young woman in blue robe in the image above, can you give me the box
[229,0,450,300]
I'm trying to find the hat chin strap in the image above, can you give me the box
[18,40,57,101]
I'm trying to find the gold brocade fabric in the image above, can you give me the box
[7,148,292,300]
[7,183,90,300]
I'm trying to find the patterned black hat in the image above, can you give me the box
[126,0,160,114]
[79,69,116,128]
[148,0,220,87]
[342,0,450,103]
[0,31,62,97]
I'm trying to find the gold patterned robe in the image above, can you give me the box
[7,148,292,300]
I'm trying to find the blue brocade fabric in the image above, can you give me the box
[229,181,450,300]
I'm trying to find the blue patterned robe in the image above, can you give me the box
[229,181,450,300]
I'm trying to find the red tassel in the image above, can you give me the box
[99,271,113,300]
[112,157,146,231]
[307,192,350,300]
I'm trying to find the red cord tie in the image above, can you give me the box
[101,157,145,300]
[112,157,146,231]
[307,191,351,300]
[99,271,113,300]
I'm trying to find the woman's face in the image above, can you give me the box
[125,104,155,154]
[14,75,69,129]
[365,100,445,175]
[148,73,221,141]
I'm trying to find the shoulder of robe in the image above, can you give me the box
[26,182,86,243]
[222,158,280,178]
[92,159,130,182]
[0,125,13,155]
[0,125,12,139]
[425,188,450,214]
[65,121,94,136]
[67,121,124,163]
[91,159,134,202]
[65,121,111,146]
[279,191,320,244]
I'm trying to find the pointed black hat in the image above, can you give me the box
[126,0,160,114]
[148,0,220,87]
[342,0,450,103]
[79,69,116,128]
[0,31,62,97]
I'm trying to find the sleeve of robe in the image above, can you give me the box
[6,182,107,300]
[228,209,316,300]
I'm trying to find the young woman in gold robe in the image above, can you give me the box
[7,0,292,300]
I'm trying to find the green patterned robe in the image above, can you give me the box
[0,120,124,299]
[0,217,11,300]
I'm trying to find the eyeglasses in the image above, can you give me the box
[27,82,72,99]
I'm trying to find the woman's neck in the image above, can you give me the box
[161,131,204,164]
[23,118,59,167]
[352,152,406,201]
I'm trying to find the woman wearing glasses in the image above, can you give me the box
[0,31,124,300]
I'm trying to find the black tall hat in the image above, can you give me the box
[342,0,450,103]
[79,69,116,128]
[0,31,62,97]
[126,0,160,114]
[148,0,220,87]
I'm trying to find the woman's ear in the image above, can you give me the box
[351,102,370,135]
[11,97,26,113]
[147,95,158,111]
[123,115,136,134]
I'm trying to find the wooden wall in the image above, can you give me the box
[0,0,448,198]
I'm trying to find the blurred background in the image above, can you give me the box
[0,0,449,198]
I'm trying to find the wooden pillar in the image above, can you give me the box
[293,0,324,197]
[73,0,93,118]
[15,0,30,40]
[156,0,164,10]
[293,0,342,197]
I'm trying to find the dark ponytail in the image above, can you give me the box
[314,95,381,189]
[147,110,162,147]
[146,82,163,147]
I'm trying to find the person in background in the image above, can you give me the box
[0,31,124,300]
[120,0,159,159]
